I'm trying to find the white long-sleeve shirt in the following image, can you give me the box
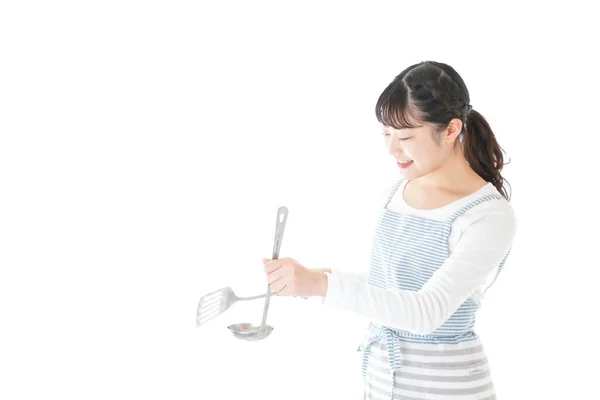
[320,178,517,335]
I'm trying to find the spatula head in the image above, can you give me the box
[196,286,236,327]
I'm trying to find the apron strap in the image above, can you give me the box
[384,178,405,208]
[446,192,509,294]
[446,193,502,223]
[482,246,512,294]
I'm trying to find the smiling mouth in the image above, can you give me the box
[396,160,414,168]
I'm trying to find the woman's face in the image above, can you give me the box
[383,118,461,180]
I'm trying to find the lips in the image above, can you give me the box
[396,160,414,168]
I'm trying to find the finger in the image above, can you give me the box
[267,272,283,285]
[270,281,286,294]
[264,259,285,274]
[277,285,292,296]
[265,260,288,274]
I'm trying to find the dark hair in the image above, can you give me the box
[375,61,511,201]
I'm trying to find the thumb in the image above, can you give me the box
[263,258,269,263]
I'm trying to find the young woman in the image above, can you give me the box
[263,60,516,399]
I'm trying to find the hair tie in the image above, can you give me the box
[464,104,473,117]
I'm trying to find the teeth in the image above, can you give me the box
[397,160,412,164]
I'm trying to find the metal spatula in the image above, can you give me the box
[196,286,276,327]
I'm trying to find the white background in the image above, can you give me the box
[1,1,598,399]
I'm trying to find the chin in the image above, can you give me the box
[397,165,418,178]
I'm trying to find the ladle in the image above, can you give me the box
[226,206,288,341]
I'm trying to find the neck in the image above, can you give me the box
[415,148,476,190]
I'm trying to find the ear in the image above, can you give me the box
[443,118,464,144]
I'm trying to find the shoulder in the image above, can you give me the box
[457,185,517,240]
[464,184,516,220]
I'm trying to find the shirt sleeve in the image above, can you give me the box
[320,206,517,335]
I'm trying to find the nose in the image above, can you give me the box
[386,134,404,154]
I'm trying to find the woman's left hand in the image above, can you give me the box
[263,257,327,298]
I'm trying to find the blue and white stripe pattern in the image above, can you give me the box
[358,178,511,399]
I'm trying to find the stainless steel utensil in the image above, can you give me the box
[227,206,288,341]
[195,287,277,327]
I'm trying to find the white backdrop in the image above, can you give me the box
[1,1,598,399]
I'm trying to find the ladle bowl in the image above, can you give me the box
[227,322,274,341]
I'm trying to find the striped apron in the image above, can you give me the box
[358,178,511,399]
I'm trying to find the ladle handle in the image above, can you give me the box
[260,206,288,331]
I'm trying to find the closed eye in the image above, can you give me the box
[382,133,411,140]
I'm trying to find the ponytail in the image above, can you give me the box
[463,109,511,200]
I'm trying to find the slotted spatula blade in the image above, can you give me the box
[195,286,275,327]
[196,286,235,327]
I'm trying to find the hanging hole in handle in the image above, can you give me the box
[279,213,285,224]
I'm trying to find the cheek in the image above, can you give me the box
[411,141,441,163]
[405,144,425,163]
